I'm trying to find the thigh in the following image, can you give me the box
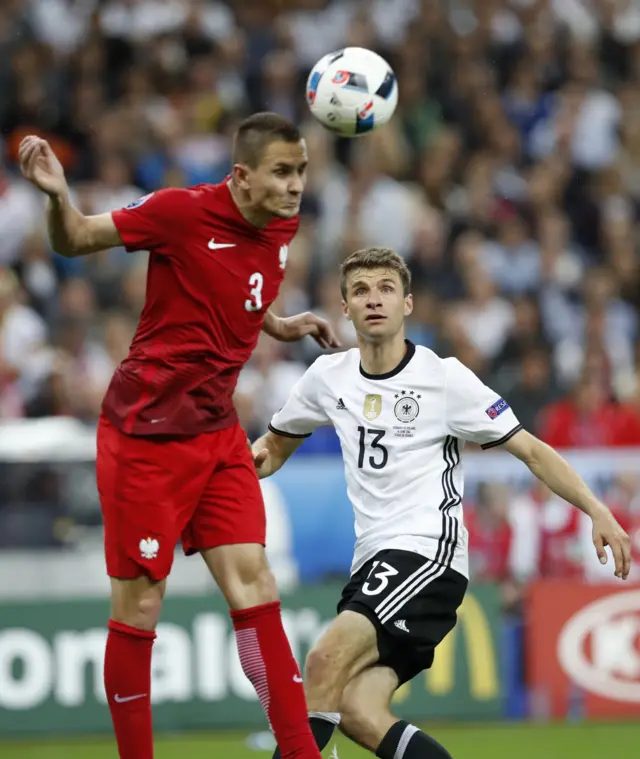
[337,549,468,685]
[97,416,209,580]
[182,423,266,555]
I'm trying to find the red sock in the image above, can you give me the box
[104,620,156,759]
[231,602,321,759]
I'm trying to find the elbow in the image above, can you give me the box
[506,429,545,469]
[52,243,80,258]
[523,438,549,475]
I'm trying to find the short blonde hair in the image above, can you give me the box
[340,247,411,299]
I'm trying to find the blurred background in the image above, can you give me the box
[1,0,640,754]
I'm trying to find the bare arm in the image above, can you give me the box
[262,309,284,340]
[251,430,306,478]
[504,429,631,579]
[20,135,122,257]
[46,195,122,257]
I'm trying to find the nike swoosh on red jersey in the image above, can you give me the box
[208,239,237,250]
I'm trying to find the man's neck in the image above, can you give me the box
[227,179,272,228]
[359,333,407,376]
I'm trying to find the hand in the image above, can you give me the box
[591,507,632,580]
[19,136,69,198]
[252,444,271,479]
[277,312,341,350]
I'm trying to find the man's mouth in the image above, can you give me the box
[365,314,386,322]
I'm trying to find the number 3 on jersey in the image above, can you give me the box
[245,272,263,312]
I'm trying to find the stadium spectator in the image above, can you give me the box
[1,0,640,593]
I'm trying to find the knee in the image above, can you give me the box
[305,644,343,689]
[110,580,164,631]
[237,565,277,609]
[136,593,163,629]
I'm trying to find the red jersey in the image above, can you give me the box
[465,508,512,582]
[538,399,640,448]
[103,181,298,437]
[538,499,583,579]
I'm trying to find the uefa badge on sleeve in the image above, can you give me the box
[485,398,509,419]
[125,193,154,210]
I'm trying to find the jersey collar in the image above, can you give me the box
[359,340,416,381]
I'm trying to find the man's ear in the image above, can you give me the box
[404,293,413,317]
[232,163,251,191]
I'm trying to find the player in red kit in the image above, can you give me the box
[19,114,337,759]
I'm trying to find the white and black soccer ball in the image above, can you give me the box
[306,47,398,137]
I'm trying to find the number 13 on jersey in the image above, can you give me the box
[358,426,388,469]
[245,272,264,312]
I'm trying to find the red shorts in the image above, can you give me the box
[96,416,266,580]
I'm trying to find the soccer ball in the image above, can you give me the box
[306,47,398,137]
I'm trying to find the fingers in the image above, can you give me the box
[319,322,341,348]
[614,532,632,580]
[610,537,625,580]
[40,140,55,159]
[18,136,47,179]
[18,135,39,160]
[593,533,606,565]
[622,533,632,580]
[253,449,268,468]
[598,530,632,580]
[19,135,45,162]
[312,323,340,350]
[19,140,41,176]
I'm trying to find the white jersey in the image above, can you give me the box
[269,341,521,579]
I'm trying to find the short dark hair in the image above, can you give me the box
[340,247,412,299]
[233,112,302,168]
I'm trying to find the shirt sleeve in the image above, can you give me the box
[111,188,195,253]
[444,358,522,449]
[268,361,330,438]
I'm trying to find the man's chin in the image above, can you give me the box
[272,204,300,219]
[357,323,393,341]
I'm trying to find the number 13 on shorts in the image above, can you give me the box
[362,560,398,596]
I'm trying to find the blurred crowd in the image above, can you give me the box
[2,0,640,582]
[2,0,640,442]
[467,472,640,610]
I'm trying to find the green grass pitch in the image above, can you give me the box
[3,722,639,759]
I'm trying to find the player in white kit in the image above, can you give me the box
[253,247,631,759]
